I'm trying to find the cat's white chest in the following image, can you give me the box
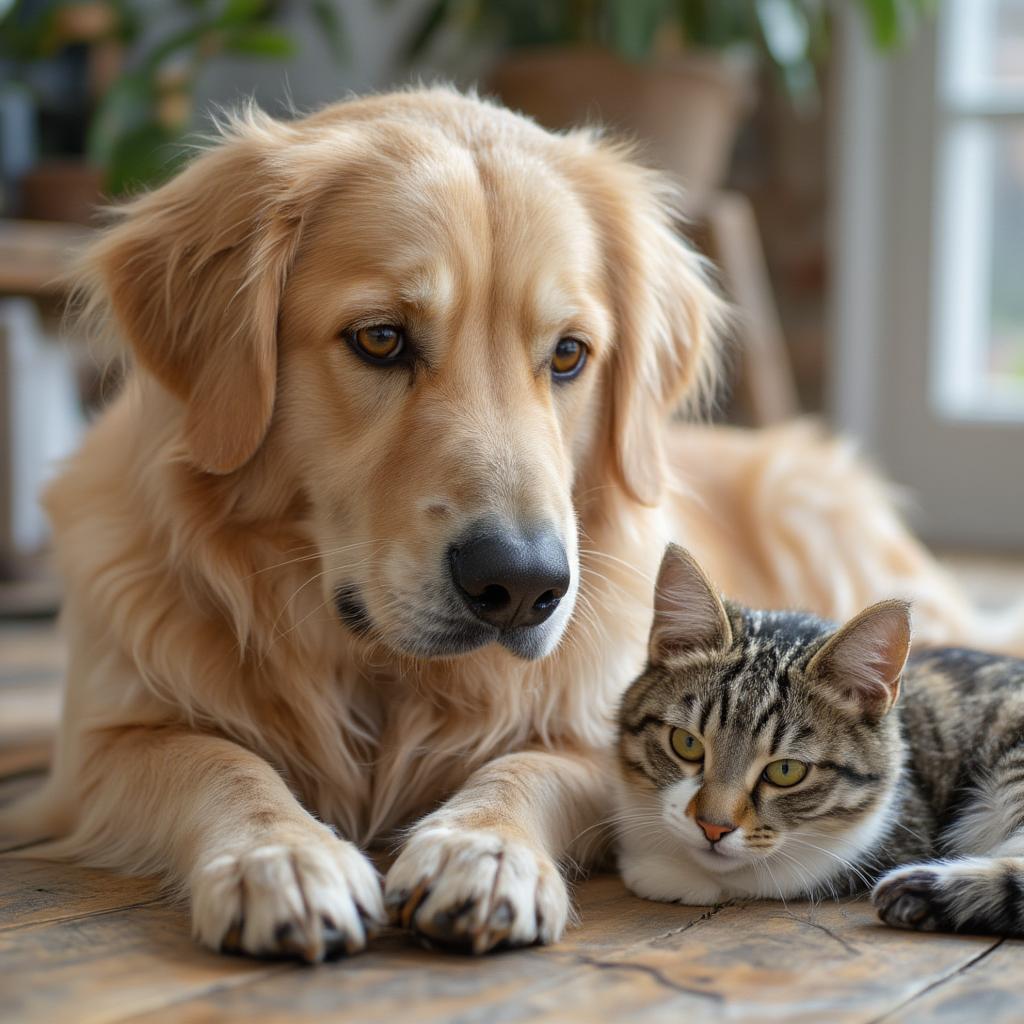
[618,835,727,905]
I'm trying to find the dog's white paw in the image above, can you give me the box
[190,835,385,961]
[384,826,569,953]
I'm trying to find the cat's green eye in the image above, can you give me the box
[669,728,705,762]
[763,759,808,787]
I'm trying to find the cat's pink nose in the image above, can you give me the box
[697,818,735,843]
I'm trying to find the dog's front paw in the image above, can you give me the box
[190,833,385,962]
[872,866,949,932]
[384,826,569,953]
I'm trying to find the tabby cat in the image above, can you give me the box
[616,543,1024,936]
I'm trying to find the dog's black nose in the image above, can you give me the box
[450,527,570,630]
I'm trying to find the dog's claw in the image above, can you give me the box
[397,879,432,931]
[384,828,569,953]
[192,838,385,962]
[220,920,243,952]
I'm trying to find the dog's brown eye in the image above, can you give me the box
[551,338,586,380]
[351,324,404,363]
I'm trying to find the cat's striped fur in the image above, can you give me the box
[615,543,1024,936]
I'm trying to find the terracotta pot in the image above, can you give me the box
[18,161,105,226]
[488,48,752,209]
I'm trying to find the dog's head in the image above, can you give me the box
[84,89,722,661]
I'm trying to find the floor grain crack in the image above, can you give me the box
[0,896,167,933]
[573,953,725,1002]
[778,910,861,956]
[866,938,1004,1024]
[648,899,735,944]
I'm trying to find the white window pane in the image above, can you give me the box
[934,121,1024,419]
[946,0,1024,102]
[995,0,1024,86]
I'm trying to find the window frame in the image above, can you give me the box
[831,2,1024,549]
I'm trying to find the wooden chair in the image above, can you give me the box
[688,190,801,425]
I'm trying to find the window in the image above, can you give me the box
[833,2,1024,548]
[934,0,1024,420]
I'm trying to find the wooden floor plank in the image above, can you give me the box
[884,939,1021,1023]
[3,561,1023,1024]
[0,858,159,931]
[0,896,296,1024]
[522,900,1001,1024]
[115,883,1002,1024]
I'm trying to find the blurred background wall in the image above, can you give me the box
[0,0,1022,597]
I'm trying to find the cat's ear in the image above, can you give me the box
[805,600,911,717]
[649,544,732,661]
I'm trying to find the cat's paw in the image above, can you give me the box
[872,866,950,932]
[190,835,385,961]
[384,826,569,953]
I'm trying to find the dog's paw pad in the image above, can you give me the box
[384,827,569,954]
[192,835,384,961]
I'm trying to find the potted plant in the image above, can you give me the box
[0,0,346,219]
[404,0,934,205]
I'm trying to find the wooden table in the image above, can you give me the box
[1,617,1019,1024]
[0,220,93,299]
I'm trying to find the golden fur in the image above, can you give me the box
[1,88,1016,959]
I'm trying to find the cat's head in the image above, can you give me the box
[617,543,911,878]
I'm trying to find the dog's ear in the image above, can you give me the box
[575,141,725,506]
[81,113,304,474]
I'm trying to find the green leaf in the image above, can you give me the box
[220,0,269,27]
[86,73,154,165]
[311,0,348,62]
[105,120,188,196]
[860,0,901,50]
[141,21,216,73]
[107,0,142,45]
[403,0,452,61]
[493,0,574,49]
[0,0,61,61]
[606,0,674,62]
[223,26,295,57]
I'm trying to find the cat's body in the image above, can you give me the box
[616,545,1024,936]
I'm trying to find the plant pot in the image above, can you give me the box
[488,47,753,209]
[18,160,105,226]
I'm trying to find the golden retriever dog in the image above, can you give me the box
[0,88,1009,961]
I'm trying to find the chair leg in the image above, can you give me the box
[694,191,801,425]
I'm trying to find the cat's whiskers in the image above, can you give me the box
[785,826,887,873]
[758,852,790,908]
[782,835,875,892]
[770,843,823,901]
[572,812,661,856]
[771,846,834,904]
[887,818,929,845]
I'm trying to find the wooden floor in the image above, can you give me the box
[3,557,1024,1024]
